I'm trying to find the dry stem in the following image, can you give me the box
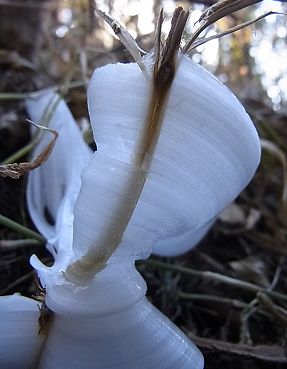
[183,0,262,52]
[65,7,190,283]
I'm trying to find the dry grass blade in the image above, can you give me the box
[139,7,190,166]
[153,8,164,77]
[0,239,43,250]
[183,0,262,52]
[96,9,147,74]
[64,7,190,282]
[155,7,189,80]
[189,11,278,50]
[0,121,58,179]
[198,0,262,23]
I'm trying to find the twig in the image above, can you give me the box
[1,94,60,165]
[188,334,287,363]
[189,12,278,51]
[141,259,287,303]
[183,0,263,52]
[0,122,58,178]
[1,141,35,167]
[0,214,45,242]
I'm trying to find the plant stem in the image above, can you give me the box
[141,259,287,303]
[0,80,85,101]
[178,292,269,317]
[64,8,190,283]
[0,214,45,242]
[179,292,250,309]
[0,238,43,249]
[1,141,35,165]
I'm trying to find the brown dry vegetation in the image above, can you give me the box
[1,1,287,368]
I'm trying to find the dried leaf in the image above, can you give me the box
[0,121,58,179]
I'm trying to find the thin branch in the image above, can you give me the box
[183,0,263,52]
[189,11,278,50]
[1,94,61,165]
[188,335,287,363]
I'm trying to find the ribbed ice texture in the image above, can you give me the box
[0,295,44,369]
[38,297,203,369]
[72,153,152,261]
[37,259,204,369]
[81,53,260,258]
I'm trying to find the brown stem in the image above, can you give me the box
[65,7,190,283]
[183,0,262,52]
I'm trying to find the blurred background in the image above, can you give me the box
[0,1,287,369]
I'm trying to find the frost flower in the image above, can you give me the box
[0,7,260,369]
